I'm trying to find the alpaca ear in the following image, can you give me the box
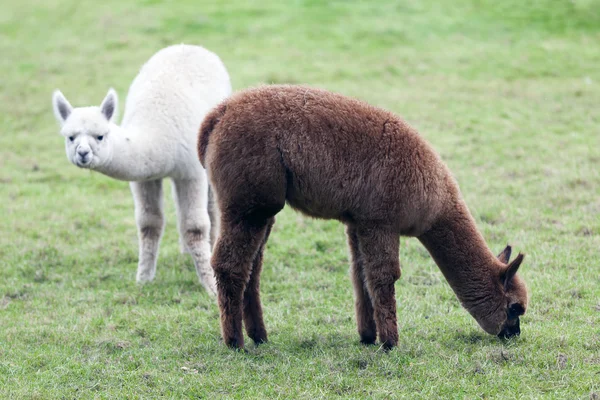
[100,88,119,123]
[503,253,524,290]
[52,90,73,125]
[497,245,512,264]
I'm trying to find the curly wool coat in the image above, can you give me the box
[198,85,528,350]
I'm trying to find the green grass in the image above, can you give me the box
[1,0,599,398]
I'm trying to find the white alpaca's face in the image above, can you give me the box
[51,89,118,170]
[60,108,112,168]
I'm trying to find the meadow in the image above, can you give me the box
[1,0,599,398]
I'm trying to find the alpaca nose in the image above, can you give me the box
[77,149,90,158]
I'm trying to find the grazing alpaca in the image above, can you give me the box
[52,44,232,295]
[198,85,528,349]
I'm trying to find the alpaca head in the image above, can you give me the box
[470,245,528,338]
[51,88,119,170]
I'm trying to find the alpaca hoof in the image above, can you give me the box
[225,337,245,350]
[380,339,397,352]
[359,334,377,346]
[234,347,249,354]
[136,272,155,283]
[249,331,268,345]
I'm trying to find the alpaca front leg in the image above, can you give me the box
[346,225,377,345]
[172,178,216,295]
[243,217,274,345]
[130,180,165,283]
[213,218,272,349]
[357,228,401,350]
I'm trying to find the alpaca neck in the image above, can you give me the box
[417,199,500,308]
[94,124,167,182]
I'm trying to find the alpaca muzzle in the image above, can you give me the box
[75,146,92,167]
[497,317,520,339]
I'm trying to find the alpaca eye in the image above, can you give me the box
[97,135,104,141]
[69,136,75,142]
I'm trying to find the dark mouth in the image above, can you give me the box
[497,319,520,339]
[76,158,92,167]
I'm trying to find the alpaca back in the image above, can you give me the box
[123,44,231,179]
[201,85,456,236]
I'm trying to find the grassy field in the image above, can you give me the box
[1,0,599,398]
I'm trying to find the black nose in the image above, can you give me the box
[78,149,89,158]
[498,319,521,339]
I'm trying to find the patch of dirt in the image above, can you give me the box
[585,356,600,365]
[570,290,584,299]
[568,178,591,189]
[115,341,129,350]
[0,296,11,309]
[557,353,568,369]
[473,362,485,374]
[577,226,594,236]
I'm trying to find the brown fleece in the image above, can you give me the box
[347,225,377,345]
[198,85,528,350]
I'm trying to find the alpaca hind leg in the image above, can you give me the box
[207,184,220,248]
[171,178,216,295]
[207,137,287,348]
[243,217,275,345]
[213,216,273,349]
[130,180,164,283]
[346,224,377,345]
[356,228,401,350]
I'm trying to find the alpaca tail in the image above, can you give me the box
[198,102,227,167]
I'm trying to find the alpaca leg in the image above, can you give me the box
[213,216,273,349]
[356,227,401,350]
[171,184,189,255]
[207,184,220,248]
[171,178,216,296]
[207,139,286,348]
[178,239,188,255]
[243,217,275,345]
[130,180,164,283]
[346,224,377,345]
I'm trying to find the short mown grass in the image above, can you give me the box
[1,0,599,398]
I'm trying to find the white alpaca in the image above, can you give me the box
[51,44,232,295]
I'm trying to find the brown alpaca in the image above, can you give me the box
[198,85,528,350]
